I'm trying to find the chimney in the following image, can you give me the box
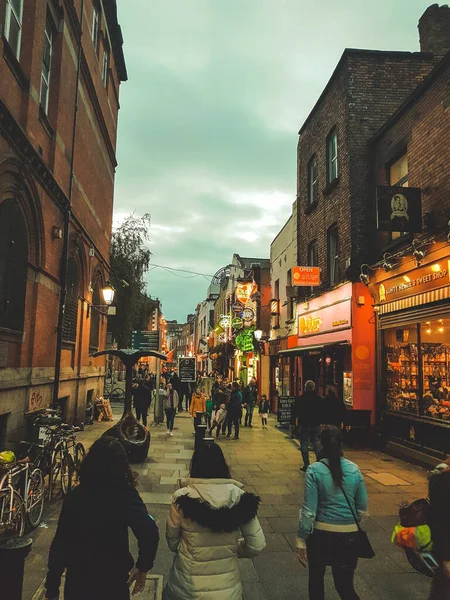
[419,4,450,56]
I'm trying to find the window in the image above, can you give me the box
[307,240,318,267]
[4,0,23,59]
[307,155,318,207]
[89,280,101,351]
[326,129,338,184]
[92,3,99,50]
[286,269,294,321]
[102,45,109,85]
[62,258,79,343]
[327,226,339,285]
[389,153,408,241]
[0,199,28,331]
[40,21,53,115]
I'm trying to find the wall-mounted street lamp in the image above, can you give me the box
[254,329,263,341]
[87,281,116,317]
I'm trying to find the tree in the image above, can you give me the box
[109,213,153,348]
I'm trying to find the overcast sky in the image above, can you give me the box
[114,0,430,322]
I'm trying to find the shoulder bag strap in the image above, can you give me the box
[320,460,361,530]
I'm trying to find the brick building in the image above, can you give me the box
[0,0,127,443]
[368,46,450,463]
[287,5,449,425]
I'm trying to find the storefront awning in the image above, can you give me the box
[278,341,350,356]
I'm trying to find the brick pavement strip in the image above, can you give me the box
[23,411,433,600]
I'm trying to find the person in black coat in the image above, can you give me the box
[295,380,324,471]
[323,385,346,429]
[132,379,152,427]
[45,437,159,600]
[428,461,450,599]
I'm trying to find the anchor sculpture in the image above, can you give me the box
[92,349,167,463]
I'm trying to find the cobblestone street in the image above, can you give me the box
[24,407,433,600]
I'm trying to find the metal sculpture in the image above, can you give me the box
[92,349,167,463]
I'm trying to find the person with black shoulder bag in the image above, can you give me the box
[296,425,372,600]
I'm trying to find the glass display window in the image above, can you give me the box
[384,325,419,414]
[421,318,450,421]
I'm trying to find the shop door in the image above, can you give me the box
[302,352,322,393]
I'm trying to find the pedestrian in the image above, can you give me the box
[296,425,368,600]
[259,394,270,429]
[44,437,159,600]
[190,388,206,430]
[164,443,266,599]
[295,380,324,471]
[226,381,242,440]
[171,371,181,401]
[210,404,227,438]
[138,364,144,378]
[324,385,347,429]
[179,381,192,412]
[428,458,450,599]
[243,377,258,427]
[164,383,178,436]
[132,378,152,427]
[205,395,214,429]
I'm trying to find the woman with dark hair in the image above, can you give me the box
[165,443,266,599]
[296,426,368,600]
[44,437,159,600]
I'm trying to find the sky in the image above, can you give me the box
[113,0,431,322]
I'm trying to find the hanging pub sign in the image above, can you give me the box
[232,317,244,330]
[376,186,422,233]
[178,357,196,383]
[292,266,321,287]
[235,281,257,306]
[219,314,231,328]
[242,307,255,322]
[232,303,243,313]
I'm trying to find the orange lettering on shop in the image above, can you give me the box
[299,315,322,335]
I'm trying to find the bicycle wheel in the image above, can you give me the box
[26,468,45,528]
[72,443,86,484]
[60,450,72,495]
[0,489,26,542]
[111,387,124,400]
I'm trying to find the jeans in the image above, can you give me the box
[244,404,254,426]
[179,391,192,411]
[300,425,322,467]
[135,406,149,427]
[165,408,176,431]
[429,568,450,600]
[227,417,240,438]
[307,530,360,600]
[206,414,212,428]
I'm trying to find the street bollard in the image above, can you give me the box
[0,537,33,600]
[195,424,207,449]
[203,436,215,448]
[194,411,203,430]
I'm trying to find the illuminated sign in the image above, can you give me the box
[232,317,244,330]
[377,261,450,303]
[235,282,257,306]
[292,266,320,287]
[299,316,322,335]
[298,295,352,338]
[242,307,255,322]
[219,314,231,328]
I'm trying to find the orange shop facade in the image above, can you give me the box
[279,282,376,422]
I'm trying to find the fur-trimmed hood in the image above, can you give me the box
[173,478,261,533]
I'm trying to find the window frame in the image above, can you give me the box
[307,239,318,267]
[92,3,100,51]
[62,257,79,343]
[39,20,53,115]
[307,155,318,208]
[4,0,24,60]
[326,128,338,185]
[286,268,294,321]
[101,44,109,86]
[327,225,339,286]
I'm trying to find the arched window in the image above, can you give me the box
[0,199,28,331]
[62,257,79,342]
[89,278,101,351]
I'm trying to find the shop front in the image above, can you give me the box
[372,244,450,463]
[284,282,376,422]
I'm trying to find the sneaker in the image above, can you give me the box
[233,436,239,440]
[169,432,174,437]
[167,430,170,435]
[226,434,231,438]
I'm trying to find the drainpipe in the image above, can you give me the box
[53,0,85,408]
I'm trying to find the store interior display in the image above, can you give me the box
[384,319,450,420]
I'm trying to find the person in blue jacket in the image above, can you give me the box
[296,425,368,600]
[45,437,159,600]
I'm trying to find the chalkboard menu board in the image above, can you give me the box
[277,396,296,426]
[179,357,196,383]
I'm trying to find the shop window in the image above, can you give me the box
[92,3,100,51]
[62,258,79,343]
[326,128,338,184]
[389,153,408,241]
[39,20,53,115]
[0,199,28,331]
[307,155,318,208]
[4,0,23,60]
[421,319,450,421]
[384,325,419,415]
[327,225,339,286]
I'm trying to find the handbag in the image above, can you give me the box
[321,461,375,559]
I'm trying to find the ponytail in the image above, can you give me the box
[321,425,343,487]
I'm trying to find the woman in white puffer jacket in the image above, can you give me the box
[165,443,266,600]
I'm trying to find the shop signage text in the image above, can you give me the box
[277,396,296,426]
[235,282,257,306]
[298,298,352,338]
[378,262,450,303]
[242,307,255,322]
[178,357,196,383]
[219,314,231,328]
[292,266,320,287]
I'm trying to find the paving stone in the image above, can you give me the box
[238,558,260,582]
[253,551,305,582]
[243,582,269,600]
[262,532,292,552]
[141,492,173,505]
[266,517,298,534]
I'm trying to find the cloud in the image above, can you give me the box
[114,0,431,320]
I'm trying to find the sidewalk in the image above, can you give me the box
[24,409,432,600]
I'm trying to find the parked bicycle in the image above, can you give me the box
[0,457,45,542]
[103,376,125,400]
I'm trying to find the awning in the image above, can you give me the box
[278,341,350,356]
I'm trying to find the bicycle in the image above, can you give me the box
[103,377,125,400]
[0,458,45,542]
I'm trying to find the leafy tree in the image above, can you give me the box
[109,213,153,348]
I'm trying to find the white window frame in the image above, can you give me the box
[4,0,24,60]
[102,45,109,85]
[39,21,53,115]
[92,4,99,50]
[308,155,318,206]
[327,131,338,183]
[328,226,339,285]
